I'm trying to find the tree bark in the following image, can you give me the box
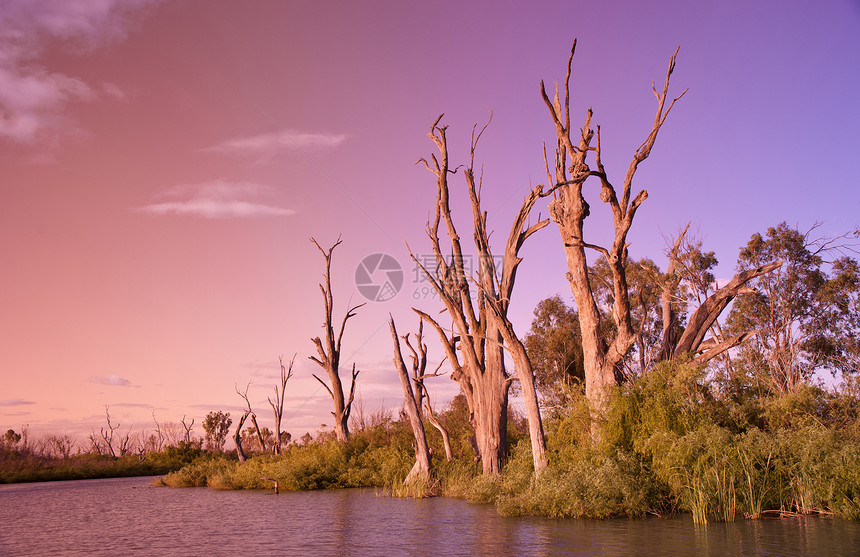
[486,299,548,472]
[309,237,364,442]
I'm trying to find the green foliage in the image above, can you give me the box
[524,295,584,403]
[159,421,416,491]
[0,451,180,484]
[727,222,860,391]
[3,429,22,448]
[202,411,232,451]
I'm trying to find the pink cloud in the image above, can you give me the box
[138,180,295,219]
[0,0,157,143]
[201,130,348,162]
[0,398,36,406]
[89,374,133,387]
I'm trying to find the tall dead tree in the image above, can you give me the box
[412,115,548,474]
[309,237,365,443]
[541,40,686,421]
[268,355,294,455]
[390,316,432,484]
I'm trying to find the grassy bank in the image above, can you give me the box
[159,362,860,524]
[0,443,205,484]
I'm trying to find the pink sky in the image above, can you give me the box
[2,0,858,445]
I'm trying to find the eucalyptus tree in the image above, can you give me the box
[524,295,584,406]
[202,411,231,452]
[726,222,859,391]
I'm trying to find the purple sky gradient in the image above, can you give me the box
[1,0,858,444]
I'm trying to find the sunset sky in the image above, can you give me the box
[2,0,858,445]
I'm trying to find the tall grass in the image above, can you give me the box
[153,360,860,523]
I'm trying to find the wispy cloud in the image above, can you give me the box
[0,398,36,406]
[0,0,156,144]
[89,374,133,387]
[138,180,295,219]
[201,131,348,162]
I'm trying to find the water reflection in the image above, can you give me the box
[1,477,859,556]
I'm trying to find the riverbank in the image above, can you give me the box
[159,364,860,524]
[0,443,205,484]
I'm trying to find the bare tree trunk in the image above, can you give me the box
[180,415,194,444]
[234,411,249,463]
[423,397,453,462]
[152,412,165,452]
[237,382,267,453]
[390,317,431,484]
[492,319,548,472]
[268,355,294,455]
[402,320,453,462]
[542,40,686,425]
[309,237,364,443]
[100,406,119,458]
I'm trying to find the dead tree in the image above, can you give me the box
[309,237,365,442]
[390,316,432,484]
[402,320,453,462]
[237,382,267,453]
[118,429,132,456]
[233,410,250,463]
[411,115,548,474]
[268,355,295,455]
[152,412,165,452]
[541,40,686,422]
[99,406,120,458]
[659,227,782,364]
[180,415,194,444]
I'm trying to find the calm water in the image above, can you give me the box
[1,476,859,556]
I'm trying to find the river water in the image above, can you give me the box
[1,476,858,556]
